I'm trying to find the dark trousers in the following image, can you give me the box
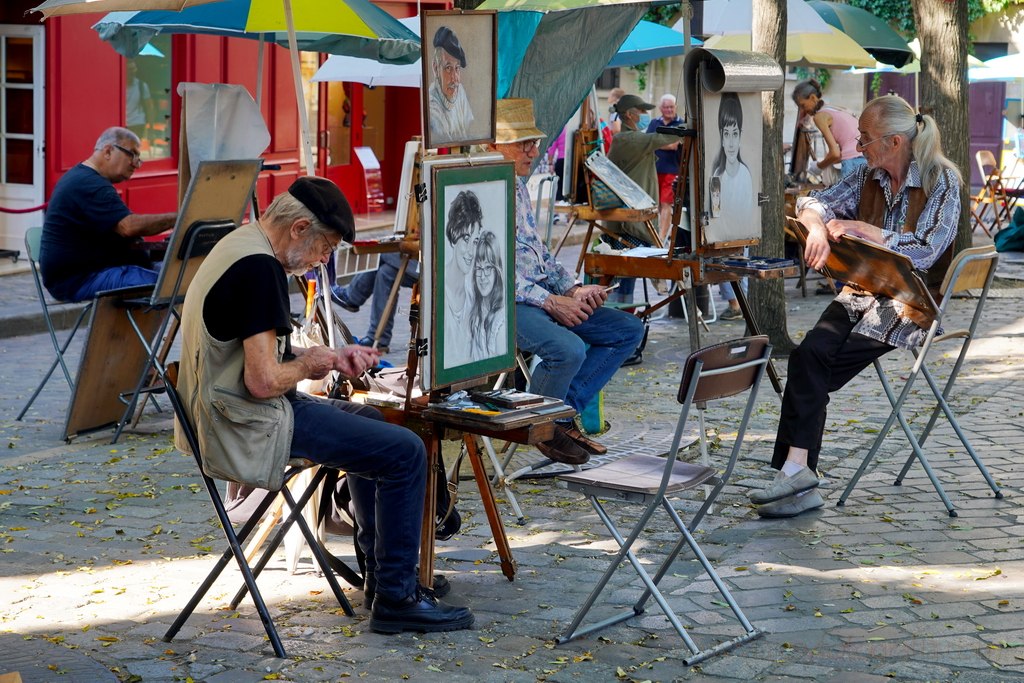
[289,394,426,602]
[773,301,894,471]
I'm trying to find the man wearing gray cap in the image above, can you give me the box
[176,177,474,634]
[428,25,474,146]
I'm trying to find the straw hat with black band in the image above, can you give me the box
[494,98,547,144]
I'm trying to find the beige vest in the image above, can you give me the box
[174,223,293,491]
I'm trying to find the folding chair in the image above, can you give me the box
[162,367,355,658]
[555,336,769,664]
[976,150,1024,233]
[838,246,1004,517]
[17,226,94,421]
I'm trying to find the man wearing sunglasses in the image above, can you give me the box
[40,127,176,303]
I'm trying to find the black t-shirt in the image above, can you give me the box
[40,163,144,300]
[203,254,292,343]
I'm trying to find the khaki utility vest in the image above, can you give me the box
[174,223,293,491]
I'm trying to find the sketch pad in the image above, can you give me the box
[584,150,657,212]
[787,217,937,322]
[151,159,261,305]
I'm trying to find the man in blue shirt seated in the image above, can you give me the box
[40,127,176,302]
[490,99,645,465]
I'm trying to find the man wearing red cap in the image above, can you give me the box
[176,177,473,634]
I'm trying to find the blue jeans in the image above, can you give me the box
[289,394,426,602]
[515,302,644,413]
[343,253,419,346]
[72,265,159,302]
[841,156,867,178]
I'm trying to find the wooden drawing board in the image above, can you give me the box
[152,159,261,305]
[787,217,937,321]
[63,286,165,441]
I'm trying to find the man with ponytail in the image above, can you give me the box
[750,95,963,518]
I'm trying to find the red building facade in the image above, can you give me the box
[0,0,442,253]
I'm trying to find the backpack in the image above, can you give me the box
[993,207,1024,253]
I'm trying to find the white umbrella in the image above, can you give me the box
[31,0,214,16]
[312,16,420,88]
[968,52,1024,83]
[676,0,833,36]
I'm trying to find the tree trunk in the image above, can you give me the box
[912,0,971,255]
[751,0,796,353]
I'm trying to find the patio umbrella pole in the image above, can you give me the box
[283,0,315,176]
[256,35,265,107]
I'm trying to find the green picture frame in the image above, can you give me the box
[420,155,516,391]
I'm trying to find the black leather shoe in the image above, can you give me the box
[364,573,451,609]
[369,587,474,633]
[537,428,590,465]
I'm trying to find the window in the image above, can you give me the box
[595,68,620,91]
[126,35,172,162]
[2,34,35,184]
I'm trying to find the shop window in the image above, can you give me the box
[126,35,172,162]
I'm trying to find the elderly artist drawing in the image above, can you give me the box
[490,99,645,466]
[428,26,474,146]
[750,95,963,519]
[175,176,474,634]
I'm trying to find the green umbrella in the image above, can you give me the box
[806,0,913,68]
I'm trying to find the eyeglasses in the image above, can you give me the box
[516,139,541,153]
[855,134,893,150]
[315,231,342,256]
[112,144,143,165]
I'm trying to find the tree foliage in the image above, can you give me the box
[849,0,1022,36]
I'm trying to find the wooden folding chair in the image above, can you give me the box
[555,336,769,664]
[162,368,354,658]
[838,246,1004,517]
[17,226,94,421]
[976,150,1024,233]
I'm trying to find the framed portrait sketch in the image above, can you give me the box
[421,10,497,150]
[419,155,516,391]
[700,90,763,246]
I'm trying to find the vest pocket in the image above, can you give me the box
[211,386,282,427]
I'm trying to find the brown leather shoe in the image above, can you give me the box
[537,429,590,465]
[559,423,608,455]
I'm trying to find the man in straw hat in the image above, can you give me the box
[489,99,645,465]
[177,177,474,634]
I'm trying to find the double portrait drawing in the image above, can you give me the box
[420,157,515,390]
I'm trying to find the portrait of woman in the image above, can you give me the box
[709,92,755,234]
[468,230,506,362]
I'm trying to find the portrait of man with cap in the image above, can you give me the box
[427,24,475,147]
[176,176,475,634]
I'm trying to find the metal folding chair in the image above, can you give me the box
[838,245,1004,517]
[112,219,236,443]
[555,336,769,664]
[17,226,94,421]
[162,366,355,658]
[975,150,1024,233]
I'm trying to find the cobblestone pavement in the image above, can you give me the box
[2,244,1024,682]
